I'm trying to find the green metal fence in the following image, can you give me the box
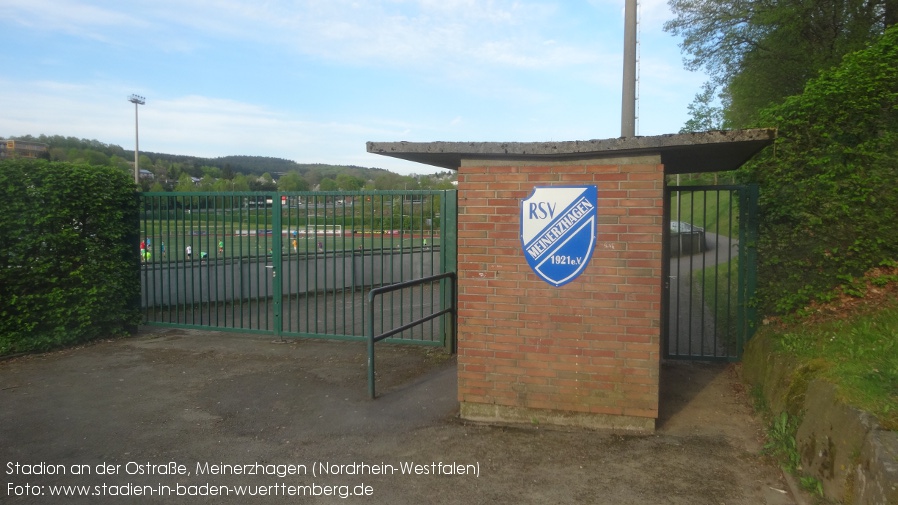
[663,184,759,361]
[139,190,457,347]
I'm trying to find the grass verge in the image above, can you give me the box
[671,188,738,238]
[694,257,740,334]
[763,270,898,430]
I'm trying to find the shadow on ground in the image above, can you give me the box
[1,328,796,504]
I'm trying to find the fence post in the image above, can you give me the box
[440,190,458,353]
[272,192,283,340]
[368,288,376,399]
[131,191,143,331]
[737,184,760,355]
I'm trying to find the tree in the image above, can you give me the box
[278,171,310,191]
[231,174,251,191]
[303,169,322,188]
[197,175,215,192]
[335,173,365,191]
[372,172,419,190]
[48,147,67,161]
[175,173,196,192]
[138,154,154,173]
[680,83,727,133]
[109,155,131,172]
[221,163,234,180]
[740,26,898,314]
[318,178,338,191]
[665,0,893,126]
[201,165,221,179]
[249,172,276,191]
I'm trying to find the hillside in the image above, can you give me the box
[149,152,393,180]
[1,134,417,179]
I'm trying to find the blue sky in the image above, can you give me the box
[0,0,703,175]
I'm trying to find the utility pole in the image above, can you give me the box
[129,94,146,184]
[621,0,637,137]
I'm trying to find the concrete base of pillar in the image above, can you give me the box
[460,402,656,434]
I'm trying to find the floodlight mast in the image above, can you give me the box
[621,0,637,137]
[128,94,146,184]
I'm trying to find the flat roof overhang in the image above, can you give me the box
[367,128,776,174]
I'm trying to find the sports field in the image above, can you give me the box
[139,231,439,263]
[139,192,449,263]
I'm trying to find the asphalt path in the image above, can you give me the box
[667,232,740,358]
[0,329,798,504]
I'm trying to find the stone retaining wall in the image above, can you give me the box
[742,332,898,504]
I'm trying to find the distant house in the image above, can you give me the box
[0,140,49,159]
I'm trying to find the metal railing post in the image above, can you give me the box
[368,289,377,399]
[272,192,283,340]
[367,272,456,399]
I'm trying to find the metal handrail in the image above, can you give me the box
[367,271,456,399]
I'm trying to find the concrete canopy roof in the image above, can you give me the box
[367,128,776,174]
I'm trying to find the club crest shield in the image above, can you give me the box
[520,186,597,287]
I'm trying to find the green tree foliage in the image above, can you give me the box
[335,173,365,191]
[231,173,251,191]
[679,82,726,133]
[175,173,196,192]
[209,155,298,175]
[318,178,338,191]
[109,155,131,172]
[3,134,456,191]
[372,172,419,190]
[740,26,898,314]
[0,159,141,355]
[197,175,215,192]
[249,172,277,191]
[665,0,893,127]
[200,165,222,179]
[277,171,310,191]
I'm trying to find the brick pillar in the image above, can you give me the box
[456,156,664,433]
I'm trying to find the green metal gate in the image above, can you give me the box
[138,190,457,347]
[662,184,759,361]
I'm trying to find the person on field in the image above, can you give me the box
[186,244,192,260]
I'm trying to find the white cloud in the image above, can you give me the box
[0,78,436,172]
[0,0,703,172]
[0,0,149,42]
[4,0,602,71]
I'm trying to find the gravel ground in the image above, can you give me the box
[1,327,800,504]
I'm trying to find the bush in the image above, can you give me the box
[741,26,898,315]
[0,159,141,355]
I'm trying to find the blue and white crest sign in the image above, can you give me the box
[520,186,598,287]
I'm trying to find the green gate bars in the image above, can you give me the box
[663,184,759,361]
[138,190,457,348]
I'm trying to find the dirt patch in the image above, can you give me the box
[764,265,898,328]
[1,328,795,504]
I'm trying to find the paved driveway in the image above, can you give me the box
[1,328,798,504]
[668,232,742,358]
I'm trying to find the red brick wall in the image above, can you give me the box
[456,157,664,432]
